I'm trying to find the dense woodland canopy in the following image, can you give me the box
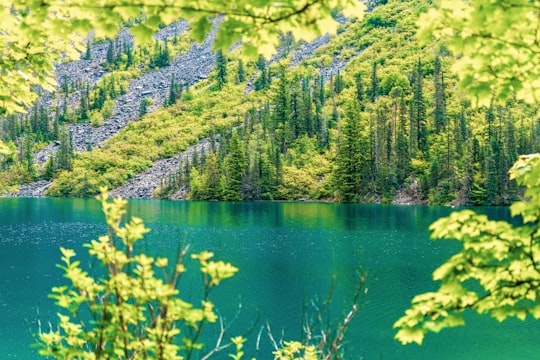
[1,0,539,206]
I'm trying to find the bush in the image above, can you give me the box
[37,189,241,359]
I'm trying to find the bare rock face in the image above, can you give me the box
[4,181,53,198]
[391,178,427,205]
[109,139,215,199]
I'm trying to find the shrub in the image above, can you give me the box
[37,189,241,359]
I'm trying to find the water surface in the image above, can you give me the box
[0,199,538,359]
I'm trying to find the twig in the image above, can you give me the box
[200,317,233,360]
[266,321,279,351]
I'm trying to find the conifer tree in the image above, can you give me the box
[200,151,222,200]
[167,77,182,106]
[53,107,60,139]
[355,72,365,110]
[411,59,427,155]
[272,66,291,153]
[215,49,228,90]
[433,56,446,133]
[368,62,378,102]
[301,76,313,137]
[236,59,245,83]
[42,155,56,180]
[106,40,115,67]
[334,101,363,202]
[139,98,152,117]
[83,39,92,60]
[254,55,268,90]
[485,138,499,205]
[39,106,50,140]
[315,74,328,147]
[57,126,73,171]
[223,132,247,201]
[429,156,440,189]
[396,89,410,182]
[79,84,90,121]
[22,134,36,181]
[333,70,344,94]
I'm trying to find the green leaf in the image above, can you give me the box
[191,16,213,43]
[395,327,425,345]
[130,24,154,46]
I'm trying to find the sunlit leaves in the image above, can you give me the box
[192,251,239,287]
[395,155,540,345]
[38,190,238,358]
[273,341,319,360]
[417,0,540,106]
[2,0,365,115]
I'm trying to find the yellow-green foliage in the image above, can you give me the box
[38,189,240,359]
[279,136,333,200]
[47,81,254,197]
[394,154,540,345]
[273,341,318,360]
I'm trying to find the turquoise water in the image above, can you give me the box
[0,199,539,359]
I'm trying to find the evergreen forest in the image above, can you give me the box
[1,0,538,206]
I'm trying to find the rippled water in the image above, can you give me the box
[1,199,539,359]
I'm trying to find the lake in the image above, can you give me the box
[1,198,539,359]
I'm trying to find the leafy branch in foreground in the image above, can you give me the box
[37,188,241,359]
[269,270,367,359]
[394,154,540,345]
[1,0,364,115]
[417,0,540,106]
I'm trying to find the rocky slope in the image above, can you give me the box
[109,138,216,199]
[9,16,359,199]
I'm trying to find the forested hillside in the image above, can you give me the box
[1,0,538,205]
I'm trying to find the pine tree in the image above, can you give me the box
[272,66,291,154]
[123,43,133,69]
[39,106,50,140]
[429,157,440,189]
[254,55,268,90]
[289,77,302,140]
[456,103,468,156]
[236,59,245,83]
[223,132,247,201]
[22,134,36,181]
[433,56,446,133]
[106,40,115,67]
[53,107,60,139]
[355,72,365,110]
[167,77,182,106]
[504,114,518,202]
[333,71,344,94]
[368,62,378,102]
[42,155,56,180]
[139,98,152,117]
[334,101,363,202]
[83,39,92,60]
[79,83,89,121]
[411,59,427,155]
[485,138,499,205]
[7,115,20,141]
[301,76,313,137]
[57,126,73,171]
[315,74,328,147]
[396,89,410,182]
[200,152,222,200]
[215,49,227,90]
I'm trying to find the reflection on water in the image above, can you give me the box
[1,199,539,359]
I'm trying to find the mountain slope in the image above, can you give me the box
[2,0,539,205]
